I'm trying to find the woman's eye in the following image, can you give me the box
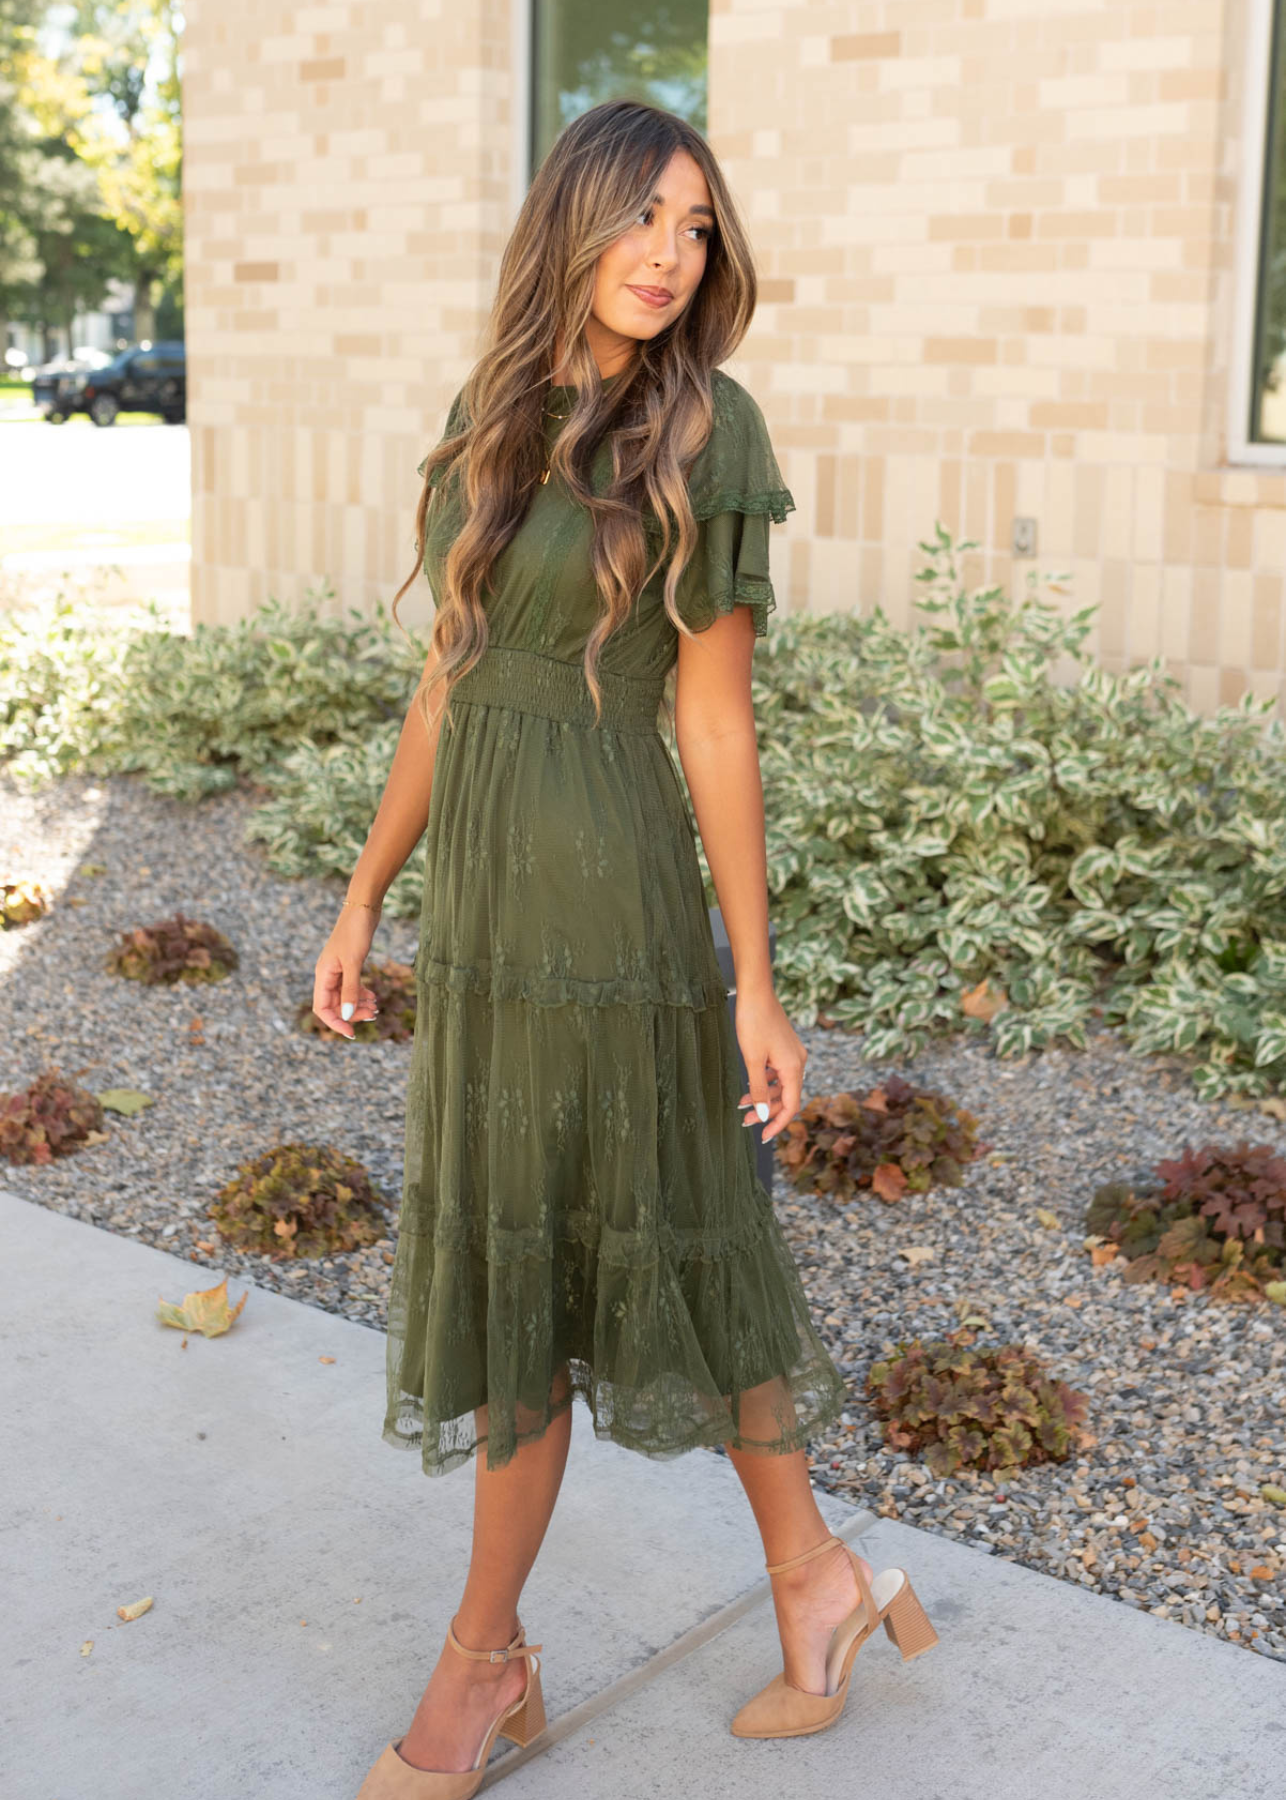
[635,207,710,243]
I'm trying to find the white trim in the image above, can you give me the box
[1229,0,1286,467]
[510,0,533,225]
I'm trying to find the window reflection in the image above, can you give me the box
[529,0,709,176]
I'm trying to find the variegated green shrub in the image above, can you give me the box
[701,524,1286,1100]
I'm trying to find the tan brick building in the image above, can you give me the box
[183,0,1286,714]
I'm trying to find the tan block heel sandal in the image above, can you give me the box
[355,1616,547,1798]
[730,1531,938,1739]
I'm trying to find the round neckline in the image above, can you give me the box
[546,369,626,399]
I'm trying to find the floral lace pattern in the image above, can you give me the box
[385,371,847,1477]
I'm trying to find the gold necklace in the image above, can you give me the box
[539,399,572,484]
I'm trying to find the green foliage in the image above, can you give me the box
[1087,1141,1286,1302]
[0,588,430,915]
[2,877,50,926]
[12,525,1286,1099]
[0,587,422,795]
[104,910,238,985]
[209,1141,389,1260]
[296,956,418,1043]
[0,1066,103,1165]
[865,1328,1090,1477]
[776,1072,981,1204]
[740,523,1286,1100]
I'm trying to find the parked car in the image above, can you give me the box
[63,341,187,426]
[30,349,114,421]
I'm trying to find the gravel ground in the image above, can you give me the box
[5,769,1285,1664]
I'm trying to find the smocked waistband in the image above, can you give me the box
[447,645,665,733]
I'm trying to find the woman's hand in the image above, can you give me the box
[313,906,382,1039]
[733,983,807,1144]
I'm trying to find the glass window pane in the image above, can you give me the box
[1252,0,1286,444]
[530,0,709,177]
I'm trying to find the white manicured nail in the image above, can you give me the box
[341,1002,355,1020]
[755,1102,769,1121]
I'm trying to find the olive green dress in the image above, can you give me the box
[382,368,848,1477]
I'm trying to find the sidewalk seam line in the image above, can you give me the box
[480,1508,881,1788]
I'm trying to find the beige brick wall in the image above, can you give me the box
[185,0,1286,713]
[182,0,516,632]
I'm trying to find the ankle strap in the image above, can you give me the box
[765,1532,844,1576]
[448,1617,543,1663]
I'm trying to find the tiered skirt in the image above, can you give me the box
[380,646,848,1477]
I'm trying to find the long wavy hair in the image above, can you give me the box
[390,97,762,734]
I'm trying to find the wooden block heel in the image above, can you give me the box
[730,1532,940,1740]
[498,1660,547,1747]
[882,1573,939,1662]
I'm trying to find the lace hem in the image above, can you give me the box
[381,1216,850,1476]
[644,487,796,539]
[383,1353,848,1477]
[700,573,778,638]
[413,952,728,1011]
[399,1194,777,1270]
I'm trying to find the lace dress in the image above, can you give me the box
[382,368,848,1477]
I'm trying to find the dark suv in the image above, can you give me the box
[70,342,186,426]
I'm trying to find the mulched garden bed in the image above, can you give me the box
[5,769,1283,1664]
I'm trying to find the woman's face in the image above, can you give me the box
[583,148,713,377]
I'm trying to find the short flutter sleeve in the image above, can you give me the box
[669,373,795,638]
[417,386,468,485]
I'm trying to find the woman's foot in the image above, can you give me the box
[769,1538,875,1697]
[396,1620,529,1774]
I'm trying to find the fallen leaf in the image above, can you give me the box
[1256,1098,1286,1121]
[156,1275,247,1338]
[80,1640,93,1656]
[116,1596,153,1622]
[862,1088,889,1113]
[1250,1565,1274,1581]
[81,1130,111,1146]
[961,978,1007,1022]
[1261,1485,1286,1507]
[1035,1208,1060,1229]
[319,1355,336,1365]
[97,1089,153,1116]
[1090,1245,1119,1267]
[871,1162,907,1203]
[899,1245,935,1267]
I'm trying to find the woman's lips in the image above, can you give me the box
[627,286,673,309]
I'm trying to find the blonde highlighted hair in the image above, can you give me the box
[391,97,762,732]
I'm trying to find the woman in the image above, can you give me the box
[314,98,936,1800]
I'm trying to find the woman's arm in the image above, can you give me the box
[311,643,448,1038]
[674,608,807,1142]
[343,648,449,909]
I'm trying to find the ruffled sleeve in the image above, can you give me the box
[668,373,795,638]
[417,386,468,485]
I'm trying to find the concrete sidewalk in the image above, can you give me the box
[3,1189,1281,1800]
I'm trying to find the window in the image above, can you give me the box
[1232,0,1286,462]
[528,0,709,179]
